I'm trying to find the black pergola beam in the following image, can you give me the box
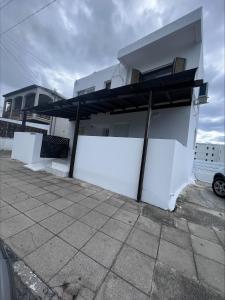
[137,91,152,202]
[110,106,148,115]
[68,101,81,178]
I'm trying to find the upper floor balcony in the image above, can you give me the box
[2,85,65,124]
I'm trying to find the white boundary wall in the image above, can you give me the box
[0,137,13,151]
[74,136,143,198]
[11,132,44,164]
[74,136,190,210]
[193,160,225,183]
[142,139,189,210]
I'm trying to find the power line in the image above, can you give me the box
[0,41,40,83]
[0,0,57,36]
[0,0,14,11]
[3,35,51,69]
[0,43,34,84]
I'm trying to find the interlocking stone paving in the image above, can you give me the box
[0,151,224,299]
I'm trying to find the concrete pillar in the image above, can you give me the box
[21,95,26,109]
[34,89,40,106]
[20,95,26,120]
[33,89,40,119]
[10,98,15,118]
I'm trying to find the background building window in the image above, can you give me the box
[140,64,173,81]
[105,80,111,89]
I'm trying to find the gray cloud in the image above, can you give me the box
[0,0,224,143]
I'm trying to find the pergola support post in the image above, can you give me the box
[21,111,27,132]
[137,91,152,202]
[68,101,81,178]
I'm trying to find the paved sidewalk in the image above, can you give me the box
[0,151,224,299]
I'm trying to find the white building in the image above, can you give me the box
[195,143,225,163]
[2,85,64,124]
[12,8,206,211]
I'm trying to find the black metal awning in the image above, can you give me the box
[24,68,203,120]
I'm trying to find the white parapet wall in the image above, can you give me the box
[74,136,190,210]
[142,139,190,210]
[11,132,44,164]
[74,136,143,198]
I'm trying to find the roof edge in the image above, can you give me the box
[118,7,202,60]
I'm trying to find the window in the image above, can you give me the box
[206,153,208,156]
[212,147,215,150]
[207,146,209,149]
[140,64,173,81]
[77,86,95,96]
[212,154,214,156]
[105,80,111,89]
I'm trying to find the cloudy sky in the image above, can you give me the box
[0,0,224,143]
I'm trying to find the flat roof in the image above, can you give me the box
[24,69,203,120]
[3,85,65,99]
[118,8,202,67]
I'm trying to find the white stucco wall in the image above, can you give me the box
[74,136,189,210]
[11,132,43,164]
[74,136,143,198]
[73,64,128,96]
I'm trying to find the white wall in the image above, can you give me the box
[11,132,43,164]
[74,136,143,198]
[73,136,190,210]
[193,160,225,183]
[195,143,225,163]
[142,139,175,209]
[0,138,13,151]
[170,140,190,201]
[73,64,128,96]
[142,139,189,210]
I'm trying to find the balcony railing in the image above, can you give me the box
[2,109,51,124]
[26,113,51,124]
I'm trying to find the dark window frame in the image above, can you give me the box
[104,80,111,90]
[77,86,95,96]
